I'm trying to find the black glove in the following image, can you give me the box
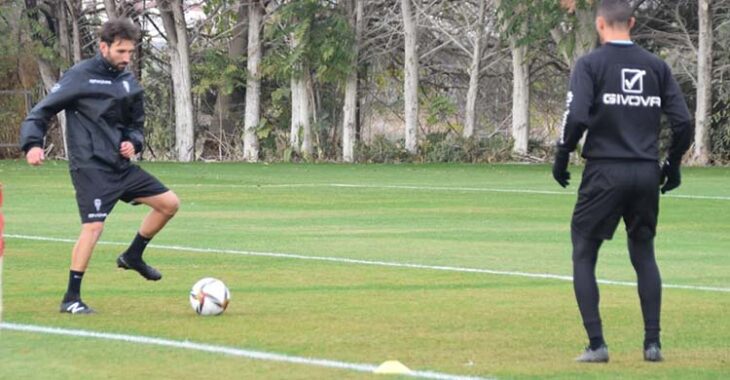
[660,160,681,194]
[552,150,571,188]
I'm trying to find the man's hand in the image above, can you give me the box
[660,160,681,194]
[26,147,45,166]
[552,150,571,188]
[120,141,136,159]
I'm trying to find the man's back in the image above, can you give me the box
[554,0,693,362]
[559,42,691,162]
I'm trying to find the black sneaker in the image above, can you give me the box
[60,299,95,314]
[644,343,663,362]
[575,344,609,363]
[116,254,162,281]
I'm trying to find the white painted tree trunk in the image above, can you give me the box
[161,0,195,162]
[694,0,712,165]
[342,0,363,163]
[243,0,262,162]
[288,28,312,158]
[342,72,358,162]
[464,0,486,139]
[510,33,530,155]
[401,0,418,153]
[290,75,302,153]
[300,73,314,157]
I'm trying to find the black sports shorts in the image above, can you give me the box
[571,160,661,241]
[70,165,169,224]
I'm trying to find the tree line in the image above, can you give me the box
[0,0,728,164]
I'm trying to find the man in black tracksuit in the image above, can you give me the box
[552,0,693,362]
[20,19,180,314]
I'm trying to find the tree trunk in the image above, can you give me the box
[342,70,358,162]
[572,5,596,65]
[342,0,362,163]
[243,0,262,162]
[67,0,82,63]
[56,1,71,64]
[510,32,530,155]
[289,29,312,157]
[572,4,596,150]
[290,75,301,153]
[300,73,314,158]
[31,2,70,158]
[215,0,248,138]
[401,0,418,154]
[694,0,712,164]
[464,0,486,139]
[37,59,68,158]
[160,0,195,162]
[104,0,117,19]
[556,0,597,67]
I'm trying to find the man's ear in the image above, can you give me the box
[99,41,109,55]
[628,16,636,31]
[595,16,605,33]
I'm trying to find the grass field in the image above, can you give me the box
[0,160,728,379]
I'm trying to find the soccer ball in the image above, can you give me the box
[189,277,230,316]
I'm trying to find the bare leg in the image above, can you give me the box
[62,222,104,312]
[71,222,104,271]
[135,191,180,238]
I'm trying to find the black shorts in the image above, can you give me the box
[70,165,169,224]
[572,160,661,241]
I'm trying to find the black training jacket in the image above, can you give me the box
[557,42,693,163]
[20,54,144,171]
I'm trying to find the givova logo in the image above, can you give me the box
[622,69,646,94]
[602,67,661,108]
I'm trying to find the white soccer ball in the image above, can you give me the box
[189,277,230,316]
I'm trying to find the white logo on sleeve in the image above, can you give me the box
[51,83,61,93]
[621,69,646,94]
[559,91,574,144]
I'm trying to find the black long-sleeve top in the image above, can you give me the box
[20,54,144,171]
[558,42,693,163]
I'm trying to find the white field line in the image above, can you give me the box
[0,322,491,380]
[168,182,730,201]
[6,234,730,293]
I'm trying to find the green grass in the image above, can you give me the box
[1,160,728,379]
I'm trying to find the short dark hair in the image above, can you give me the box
[99,18,141,45]
[597,0,634,26]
